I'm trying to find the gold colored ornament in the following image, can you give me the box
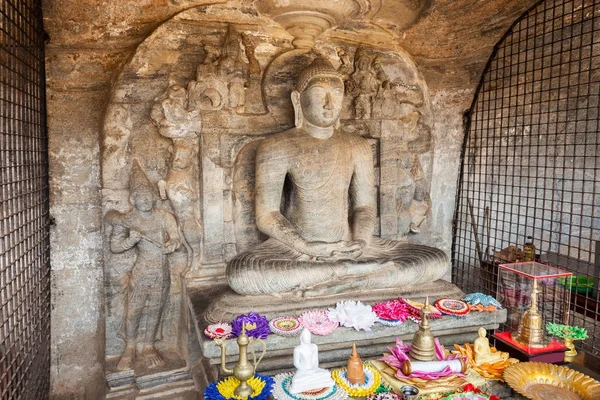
[504,362,600,400]
[564,337,577,361]
[409,297,436,361]
[452,342,518,381]
[214,326,267,398]
[511,279,549,348]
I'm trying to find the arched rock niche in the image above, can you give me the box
[101,3,435,357]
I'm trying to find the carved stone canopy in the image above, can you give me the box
[255,0,370,49]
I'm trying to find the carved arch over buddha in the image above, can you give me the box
[100,1,439,362]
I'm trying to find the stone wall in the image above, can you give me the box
[43,0,538,398]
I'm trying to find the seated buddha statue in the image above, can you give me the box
[290,329,334,393]
[226,57,448,297]
[474,327,508,366]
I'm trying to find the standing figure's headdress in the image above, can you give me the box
[130,159,157,198]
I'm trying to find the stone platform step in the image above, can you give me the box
[105,351,194,398]
[197,279,465,323]
[201,307,506,375]
[105,379,198,400]
[187,281,507,385]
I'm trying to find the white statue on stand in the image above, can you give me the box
[290,329,335,394]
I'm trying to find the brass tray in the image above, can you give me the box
[504,362,600,400]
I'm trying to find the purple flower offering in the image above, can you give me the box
[231,312,270,339]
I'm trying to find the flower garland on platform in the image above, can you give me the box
[399,298,443,322]
[328,301,378,331]
[372,300,410,323]
[231,312,270,339]
[434,299,470,318]
[425,384,500,400]
[205,323,233,340]
[269,317,303,337]
[204,374,274,400]
[331,364,381,397]
[272,372,348,400]
[378,318,404,327]
[300,310,339,336]
[461,293,502,313]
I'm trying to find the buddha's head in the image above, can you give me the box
[292,57,345,129]
[300,328,312,345]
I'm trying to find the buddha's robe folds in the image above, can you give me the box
[226,128,449,296]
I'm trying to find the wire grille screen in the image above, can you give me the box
[453,0,600,357]
[0,0,50,398]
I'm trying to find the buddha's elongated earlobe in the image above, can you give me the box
[291,90,303,128]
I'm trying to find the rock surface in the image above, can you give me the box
[44,0,538,397]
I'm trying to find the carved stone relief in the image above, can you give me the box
[188,26,263,114]
[104,160,183,371]
[151,83,202,276]
[101,3,438,364]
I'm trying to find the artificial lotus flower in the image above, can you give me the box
[327,300,378,331]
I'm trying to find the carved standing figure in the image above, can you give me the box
[349,48,380,119]
[151,84,202,275]
[226,57,448,297]
[106,160,182,370]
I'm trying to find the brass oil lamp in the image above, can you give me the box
[214,325,266,398]
[512,279,548,347]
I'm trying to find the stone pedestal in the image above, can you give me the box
[201,280,464,323]
[187,281,507,388]
[104,351,196,399]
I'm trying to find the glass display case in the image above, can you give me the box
[493,262,572,362]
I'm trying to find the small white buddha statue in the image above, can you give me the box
[290,329,335,394]
[474,327,508,366]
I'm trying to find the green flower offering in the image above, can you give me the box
[546,322,588,361]
[546,322,588,340]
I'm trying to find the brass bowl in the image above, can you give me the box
[504,362,600,400]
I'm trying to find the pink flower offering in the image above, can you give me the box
[300,310,339,336]
[380,337,465,380]
[373,299,410,322]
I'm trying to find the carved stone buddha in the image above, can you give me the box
[226,57,448,297]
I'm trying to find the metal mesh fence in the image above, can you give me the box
[453,0,600,358]
[0,0,50,398]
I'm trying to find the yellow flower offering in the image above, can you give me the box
[216,376,266,399]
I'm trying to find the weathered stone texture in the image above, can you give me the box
[43,0,540,397]
[428,89,473,282]
[47,88,107,399]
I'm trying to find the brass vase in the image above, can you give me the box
[214,327,266,397]
[564,337,577,362]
